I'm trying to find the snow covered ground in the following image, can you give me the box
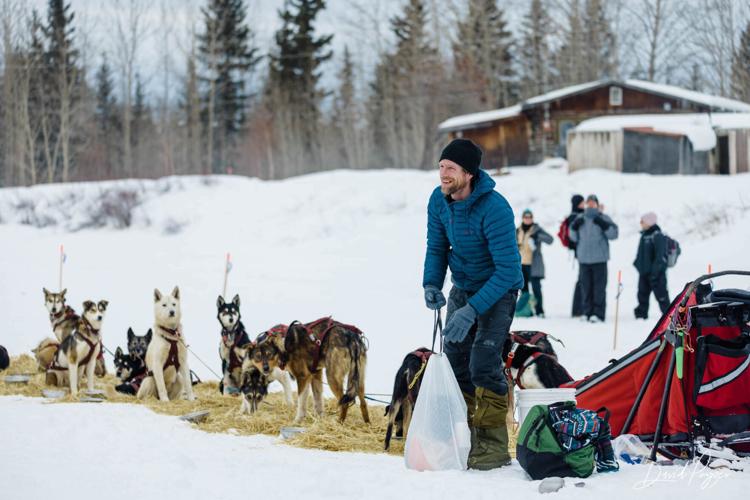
[2,396,746,500]
[2,164,750,498]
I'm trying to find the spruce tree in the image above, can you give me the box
[94,55,119,176]
[555,0,585,86]
[42,0,79,182]
[519,0,552,98]
[267,0,333,168]
[582,0,616,80]
[198,0,260,173]
[369,0,443,169]
[453,0,515,109]
[332,46,359,167]
[731,21,750,102]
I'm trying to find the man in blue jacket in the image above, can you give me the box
[422,138,523,470]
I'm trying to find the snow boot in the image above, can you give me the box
[463,390,477,450]
[468,387,511,470]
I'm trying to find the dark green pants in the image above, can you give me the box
[444,287,517,396]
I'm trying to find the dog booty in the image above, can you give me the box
[0,345,9,371]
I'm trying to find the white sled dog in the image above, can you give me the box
[137,287,195,402]
[48,300,108,396]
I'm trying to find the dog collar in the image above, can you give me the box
[159,325,181,337]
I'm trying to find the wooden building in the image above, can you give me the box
[438,79,750,169]
[567,113,750,175]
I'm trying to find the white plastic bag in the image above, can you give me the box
[404,353,471,471]
[612,434,651,464]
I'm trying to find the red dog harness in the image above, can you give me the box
[222,329,251,372]
[504,331,572,389]
[50,306,78,330]
[252,324,290,369]
[294,317,363,372]
[47,319,101,371]
[148,326,181,375]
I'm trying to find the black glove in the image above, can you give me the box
[593,215,610,230]
[571,217,584,230]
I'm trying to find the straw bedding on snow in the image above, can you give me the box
[1,355,517,457]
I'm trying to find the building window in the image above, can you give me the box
[609,86,623,106]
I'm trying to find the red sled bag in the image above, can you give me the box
[694,335,750,411]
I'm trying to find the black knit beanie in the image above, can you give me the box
[571,194,584,213]
[439,139,482,176]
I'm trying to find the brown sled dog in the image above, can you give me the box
[284,317,369,424]
[46,300,108,396]
[44,288,78,342]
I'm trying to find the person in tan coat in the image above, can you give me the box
[516,209,554,317]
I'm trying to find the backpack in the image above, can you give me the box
[516,401,617,480]
[557,219,571,248]
[663,234,681,268]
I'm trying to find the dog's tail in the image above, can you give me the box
[339,330,365,408]
[283,321,303,353]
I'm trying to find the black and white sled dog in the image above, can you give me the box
[113,328,152,395]
[384,347,433,450]
[502,330,573,389]
[137,287,195,402]
[239,360,268,414]
[127,327,152,360]
[48,300,108,396]
[216,294,253,395]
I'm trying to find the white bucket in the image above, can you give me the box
[516,388,577,427]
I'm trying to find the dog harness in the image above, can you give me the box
[47,320,101,372]
[253,324,288,346]
[148,326,182,375]
[221,327,251,372]
[252,324,290,369]
[504,331,568,390]
[49,306,77,330]
[407,349,433,395]
[292,317,363,372]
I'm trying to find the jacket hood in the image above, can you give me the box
[464,169,495,207]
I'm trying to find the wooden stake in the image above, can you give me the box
[222,252,231,298]
[613,270,623,351]
[58,244,65,291]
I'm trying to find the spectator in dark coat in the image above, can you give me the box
[633,212,671,319]
[569,194,619,323]
[516,209,554,317]
[567,194,585,317]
